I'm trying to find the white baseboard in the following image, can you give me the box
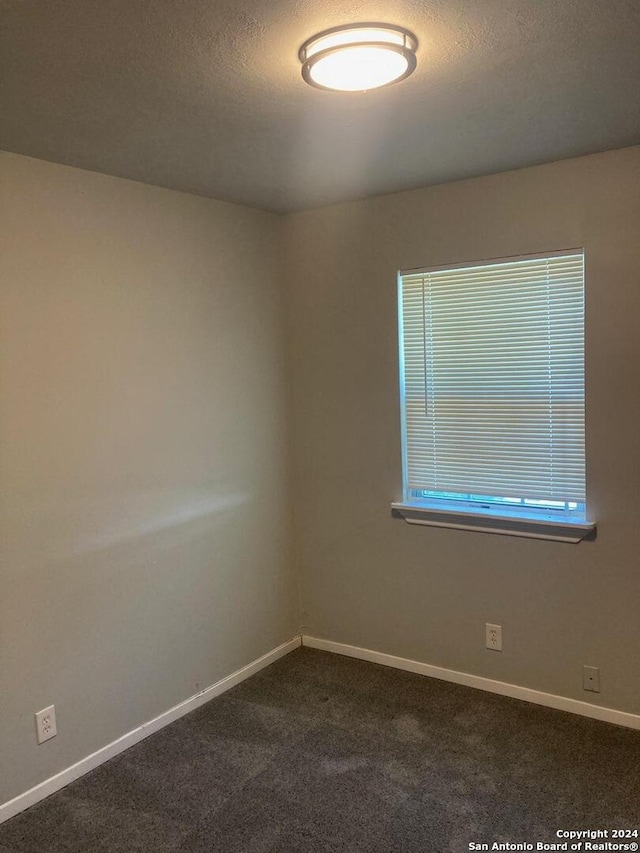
[302,635,640,731]
[0,636,301,825]
[5,633,637,826]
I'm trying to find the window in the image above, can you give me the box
[392,250,595,542]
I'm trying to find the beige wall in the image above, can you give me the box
[0,152,297,804]
[2,144,639,810]
[284,147,640,715]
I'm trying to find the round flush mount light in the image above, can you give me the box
[299,23,418,93]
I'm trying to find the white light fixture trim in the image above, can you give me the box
[299,23,418,93]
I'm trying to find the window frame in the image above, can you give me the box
[392,250,596,543]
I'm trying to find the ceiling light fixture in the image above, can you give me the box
[299,23,418,93]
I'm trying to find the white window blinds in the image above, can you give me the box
[398,250,586,510]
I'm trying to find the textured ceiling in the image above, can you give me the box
[1,0,639,212]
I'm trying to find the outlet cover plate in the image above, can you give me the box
[485,623,503,651]
[583,665,600,693]
[35,705,57,744]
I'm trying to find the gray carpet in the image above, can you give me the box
[1,647,639,852]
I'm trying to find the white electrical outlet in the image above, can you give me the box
[485,623,502,651]
[583,665,600,693]
[35,705,57,744]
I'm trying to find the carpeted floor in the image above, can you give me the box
[1,647,639,852]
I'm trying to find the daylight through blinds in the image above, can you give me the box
[398,251,586,504]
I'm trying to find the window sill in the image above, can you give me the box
[391,502,596,543]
